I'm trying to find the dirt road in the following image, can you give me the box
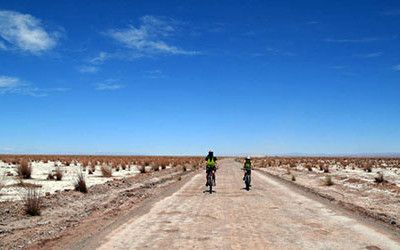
[92,159,400,249]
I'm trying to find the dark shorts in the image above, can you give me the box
[206,167,216,174]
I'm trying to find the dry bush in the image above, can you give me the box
[74,172,87,193]
[24,187,41,216]
[115,165,120,172]
[374,172,385,183]
[152,165,160,172]
[291,175,296,181]
[324,176,334,186]
[88,169,93,175]
[138,165,146,174]
[182,165,187,172]
[363,164,372,173]
[101,165,112,177]
[90,164,96,173]
[55,167,63,181]
[0,175,4,194]
[46,172,54,180]
[17,160,32,179]
[161,164,166,170]
[323,166,330,173]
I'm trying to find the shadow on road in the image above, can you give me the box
[203,190,216,194]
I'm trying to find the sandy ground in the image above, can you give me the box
[258,164,400,227]
[84,159,400,250]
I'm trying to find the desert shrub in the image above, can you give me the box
[24,187,41,216]
[305,164,313,171]
[74,172,87,193]
[374,172,385,183]
[88,169,93,175]
[55,167,63,181]
[291,175,296,181]
[323,166,330,173]
[324,176,334,186]
[101,165,113,177]
[17,160,32,179]
[364,166,372,173]
[152,165,160,171]
[182,165,187,172]
[161,164,166,170]
[138,165,146,174]
[121,163,126,170]
[115,165,120,172]
[0,175,4,193]
[46,172,54,180]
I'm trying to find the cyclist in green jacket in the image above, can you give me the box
[205,150,217,186]
[243,156,252,181]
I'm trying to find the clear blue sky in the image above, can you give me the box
[0,0,399,155]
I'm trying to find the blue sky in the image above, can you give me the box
[0,0,399,155]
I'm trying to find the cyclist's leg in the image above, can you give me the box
[212,167,216,185]
[205,168,209,186]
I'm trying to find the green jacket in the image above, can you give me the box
[206,157,216,169]
[244,160,251,170]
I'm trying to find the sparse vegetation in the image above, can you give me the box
[47,172,54,180]
[74,172,88,193]
[324,176,334,186]
[291,175,296,181]
[0,174,4,194]
[101,165,113,177]
[374,172,385,183]
[55,167,63,181]
[17,160,32,179]
[24,187,41,216]
[138,165,146,173]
